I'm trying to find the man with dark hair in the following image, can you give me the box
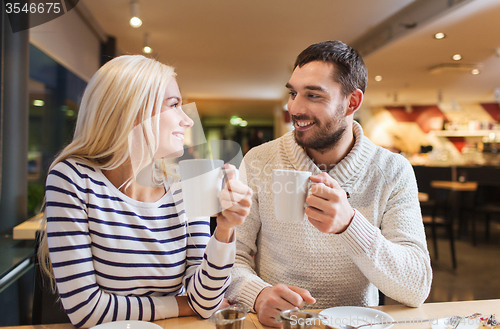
[226,41,432,327]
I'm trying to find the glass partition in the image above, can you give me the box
[28,44,87,217]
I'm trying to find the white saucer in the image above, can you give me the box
[90,320,163,329]
[319,306,395,329]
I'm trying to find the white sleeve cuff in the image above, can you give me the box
[152,296,179,319]
[338,209,378,255]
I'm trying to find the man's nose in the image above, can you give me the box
[287,94,307,116]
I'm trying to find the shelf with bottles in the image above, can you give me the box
[431,130,499,137]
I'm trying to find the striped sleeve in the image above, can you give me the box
[182,219,236,319]
[46,161,179,328]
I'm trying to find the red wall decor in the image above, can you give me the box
[447,137,467,152]
[385,105,448,133]
[481,103,500,122]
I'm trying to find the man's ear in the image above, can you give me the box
[346,89,363,116]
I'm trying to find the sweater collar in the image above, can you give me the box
[282,121,375,188]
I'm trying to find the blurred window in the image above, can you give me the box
[28,45,87,217]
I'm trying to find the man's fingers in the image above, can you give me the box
[309,172,339,188]
[306,190,332,208]
[272,285,307,309]
[287,286,316,305]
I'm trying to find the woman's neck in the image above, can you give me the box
[102,161,166,203]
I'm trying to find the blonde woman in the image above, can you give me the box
[39,55,252,328]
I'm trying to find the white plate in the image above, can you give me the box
[319,306,395,329]
[431,317,483,329]
[90,320,163,329]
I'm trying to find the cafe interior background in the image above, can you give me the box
[1,0,500,326]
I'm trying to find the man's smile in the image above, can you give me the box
[294,119,316,131]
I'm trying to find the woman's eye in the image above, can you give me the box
[166,102,179,109]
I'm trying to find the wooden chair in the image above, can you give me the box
[32,231,70,325]
[468,184,500,245]
[419,192,457,269]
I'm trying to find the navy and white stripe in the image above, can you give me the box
[46,159,235,328]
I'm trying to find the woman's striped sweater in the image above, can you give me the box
[45,158,235,328]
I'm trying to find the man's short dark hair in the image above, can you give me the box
[294,40,368,95]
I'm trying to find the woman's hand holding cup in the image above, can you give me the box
[215,164,253,243]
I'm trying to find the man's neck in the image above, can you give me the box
[305,125,355,172]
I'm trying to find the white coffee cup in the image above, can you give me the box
[179,159,238,218]
[272,169,312,222]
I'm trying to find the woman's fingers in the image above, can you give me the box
[218,183,252,227]
[220,180,252,208]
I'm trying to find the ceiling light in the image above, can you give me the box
[33,100,44,106]
[434,32,446,40]
[143,33,152,54]
[230,116,242,125]
[374,75,382,82]
[142,33,153,54]
[239,120,248,127]
[471,69,480,75]
[452,54,462,61]
[129,0,142,28]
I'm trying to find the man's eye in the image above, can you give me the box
[308,94,319,98]
[288,91,297,98]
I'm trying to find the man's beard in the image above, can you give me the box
[293,104,347,154]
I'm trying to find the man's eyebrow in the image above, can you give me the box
[285,83,326,93]
[304,85,326,92]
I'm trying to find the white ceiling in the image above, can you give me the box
[83,0,500,116]
[363,0,500,108]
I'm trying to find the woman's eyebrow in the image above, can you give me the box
[166,96,181,102]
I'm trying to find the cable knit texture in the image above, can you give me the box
[226,122,432,311]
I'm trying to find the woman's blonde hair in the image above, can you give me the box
[38,55,177,284]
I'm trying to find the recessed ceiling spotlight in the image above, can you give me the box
[130,16,142,28]
[129,0,142,28]
[434,32,446,40]
[471,69,480,75]
[452,54,462,61]
[374,75,383,82]
[143,33,152,54]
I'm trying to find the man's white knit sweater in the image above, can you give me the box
[226,122,432,310]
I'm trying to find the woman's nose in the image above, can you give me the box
[180,109,194,128]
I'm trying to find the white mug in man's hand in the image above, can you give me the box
[179,159,239,218]
[272,169,312,222]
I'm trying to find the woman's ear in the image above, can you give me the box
[346,89,363,116]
